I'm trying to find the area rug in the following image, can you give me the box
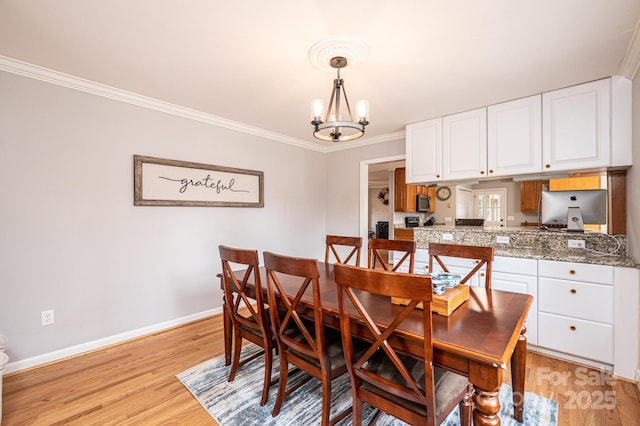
[177,344,557,425]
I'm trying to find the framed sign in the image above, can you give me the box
[134,155,264,207]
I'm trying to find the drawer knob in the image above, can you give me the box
[570,326,576,331]
[569,270,576,275]
[570,289,577,294]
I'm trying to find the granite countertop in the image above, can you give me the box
[491,246,638,268]
[401,225,640,268]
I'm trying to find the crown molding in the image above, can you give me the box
[0,55,403,154]
[619,18,640,80]
[0,56,335,152]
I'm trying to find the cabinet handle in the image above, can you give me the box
[570,326,576,331]
[480,170,485,175]
[436,174,440,178]
[569,270,576,275]
[545,164,551,169]
[489,169,494,174]
[570,289,577,294]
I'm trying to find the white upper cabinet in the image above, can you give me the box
[487,94,542,177]
[542,79,610,172]
[442,107,487,181]
[405,118,442,183]
[405,76,631,184]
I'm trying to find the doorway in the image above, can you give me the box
[359,155,405,266]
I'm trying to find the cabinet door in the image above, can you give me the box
[542,78,611,172]
[520,180,548,213]
[394,167,408,212]
[487,95,542,177]
[394,167,417,212]
[443,108,487,180]
[492,271,538,345]
[427,186,436,213]
[405,118,443,183]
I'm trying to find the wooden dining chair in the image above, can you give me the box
[219,245,275,406]
[263,251,354,426]
[428,242,495,288]
[324,235,363,265]
[367,238,416,273]
[334,263,472,426]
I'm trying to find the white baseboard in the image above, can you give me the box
[4,308,222,375]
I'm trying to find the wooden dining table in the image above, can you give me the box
[221,262,533,426]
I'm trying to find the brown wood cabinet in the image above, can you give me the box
[394,228,414,241]
[520,180,548,213]
[394,168,436,213]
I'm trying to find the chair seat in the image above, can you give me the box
[363,352,469,419]
[285,326,353,371]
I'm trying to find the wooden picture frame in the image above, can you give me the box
[133,155,264,207]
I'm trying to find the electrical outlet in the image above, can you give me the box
[496,236,510,245]
[442,233,453,241]
[568,239,586,249]
[41,309,54,326]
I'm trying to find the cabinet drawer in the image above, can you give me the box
[494,256,537,275]
[538,312,613,364]
[538,278,613,323]
[538,260,613,285]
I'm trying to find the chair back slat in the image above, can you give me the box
[367,238,416,272]
[325,235,363,265]
[428,243,494,288]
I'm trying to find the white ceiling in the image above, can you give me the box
[1,1,640,152]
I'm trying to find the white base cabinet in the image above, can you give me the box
[537,260,614,365]
[392,249,638,379]
[536,259,639,379]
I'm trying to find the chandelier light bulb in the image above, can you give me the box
[356,100,369,124]
[310,99,324,124]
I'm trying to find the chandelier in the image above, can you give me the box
[309,37,370,143]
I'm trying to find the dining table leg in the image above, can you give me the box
[470,361,503,426]
[473,387,501,426]
[510,323,528,422]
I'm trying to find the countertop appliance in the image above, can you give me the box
[405,216,420,227]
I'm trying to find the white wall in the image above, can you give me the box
[325,140,404,239]
[368,187,390,236]
[0,71,327,368]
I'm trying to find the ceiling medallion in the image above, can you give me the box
[308,36,370,72]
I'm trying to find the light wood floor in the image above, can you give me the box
[3,313,640,425]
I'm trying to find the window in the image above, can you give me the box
[472,188,507,227]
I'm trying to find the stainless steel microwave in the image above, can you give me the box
[417,194,431,212]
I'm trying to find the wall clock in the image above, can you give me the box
[436,186,452,201]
